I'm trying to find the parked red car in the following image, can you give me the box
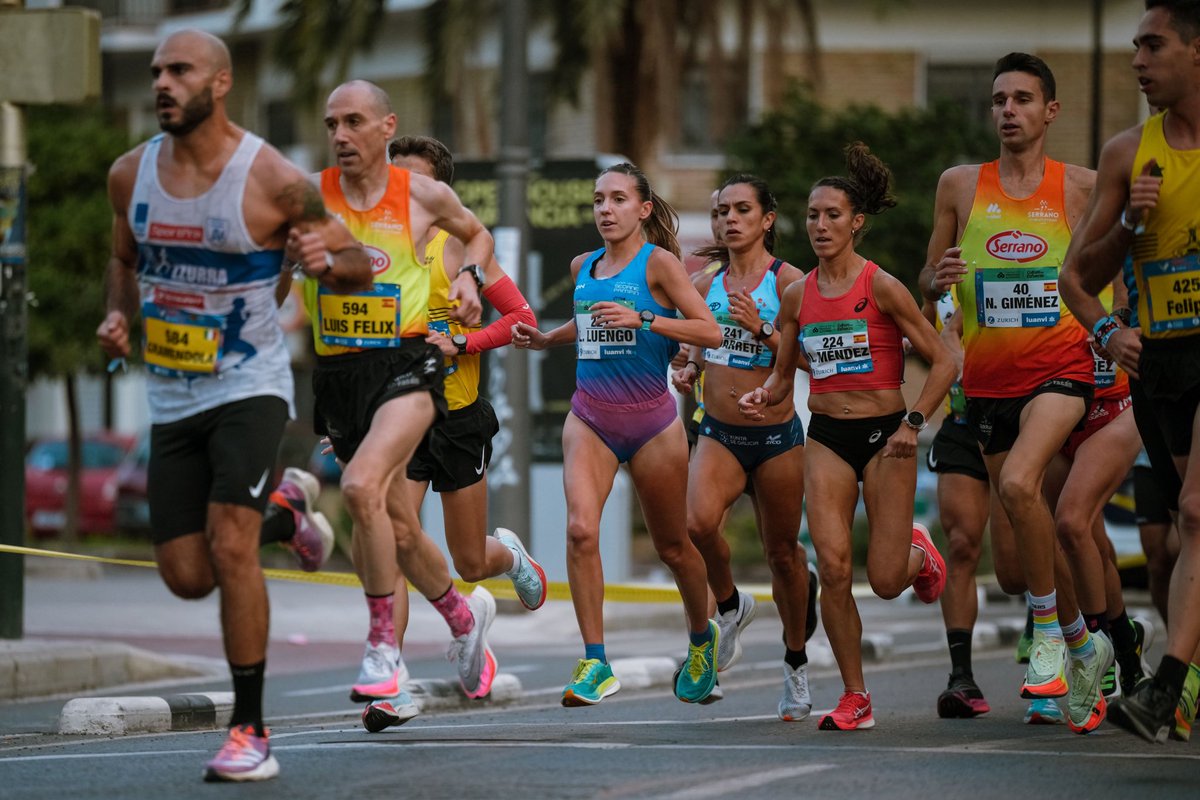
[25,432,135,537]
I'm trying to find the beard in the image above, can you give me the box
[158,86,215,136]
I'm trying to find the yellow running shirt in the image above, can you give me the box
[425,229,481,410]
[304,165,428,356]
[956,158,1092,397]
[1130,111,1200,341]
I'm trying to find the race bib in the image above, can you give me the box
[318,284,402,348]
[802,319,873,380]
[575,299,636,360]
[1093,349,1116,388]
[1141,252,1200,334]
[142,303,223,377]
[975,266,1060,328]
[705,313,771,369]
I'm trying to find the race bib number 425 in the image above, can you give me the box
[1142,252,1200,334]
[802,319,872,379]
[976,266,1060,328]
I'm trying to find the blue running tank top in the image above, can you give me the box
[702,259,783,369]
[573,242,678,405]
[129,132,294,424]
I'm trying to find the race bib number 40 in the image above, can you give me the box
[1141,253,1200,334]
[575,299,636,359]
[143,303,223,377]
[318,284,402,348]
[976,266,1060,328]
[802,319,873,379]
[705,314,771,369]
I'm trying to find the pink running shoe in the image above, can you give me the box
[911,523,946,604]
[272,467,334,572]
[203,724,279,782]
[818,691,875,731]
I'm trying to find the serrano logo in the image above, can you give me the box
[364,245,391,275]
[985,230,1047,263]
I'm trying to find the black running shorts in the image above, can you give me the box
[966,378,1093,456]
[1139,336,1200,457]
[148,395,288,543]
[313,340,447,464]
[926,417,987,482]
[406,397,499,492]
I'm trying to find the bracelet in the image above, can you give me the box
[1092,314,1121,348]
[1120,209,1138,232]
[685,359,703,373]
[929,272,939,295]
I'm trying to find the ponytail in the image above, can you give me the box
[813,142,896,242]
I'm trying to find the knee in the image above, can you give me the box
[686,513,718,548]
[869,571,906,600]
[158,559,215,600]
[944,527,982,569]
[341,475,381,519]
[997,475,1038,512]
[1054,510,1089,550]
[763,541,802,579]
[1177,495,1200,540]
[817,557,853,597]
[452,553,489,584]
[565,518,599,557]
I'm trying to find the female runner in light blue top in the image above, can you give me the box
[512,162,722,707]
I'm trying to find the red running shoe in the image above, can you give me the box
[911,523,946,603]
[818,690,875,730]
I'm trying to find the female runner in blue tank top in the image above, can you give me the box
[671,174,814,721]
[512,162,723,706]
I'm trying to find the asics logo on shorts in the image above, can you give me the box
[869,430,882,443]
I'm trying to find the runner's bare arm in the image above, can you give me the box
[643,249,721,348]
[97,151,143,359]
[413,173,487,323]
[274,176,371,293]
[740,279,805,419]
[876,270,955,422]
[920,166,974,301]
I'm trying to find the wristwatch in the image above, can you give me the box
[755,321,775,341]
[903,410,928,431]
[456,263,486,290]
[452,333,469,355]
[639,309,655,331]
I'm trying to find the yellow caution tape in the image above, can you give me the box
[0,543,1149,603]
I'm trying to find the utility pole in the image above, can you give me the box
[487,1,532,543]
[1090,0,1104,168]
[0,3,100,638]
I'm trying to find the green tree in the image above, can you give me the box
[725,84,995,290]
[25,105,131,541]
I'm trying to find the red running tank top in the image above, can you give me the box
[798,260,903,394]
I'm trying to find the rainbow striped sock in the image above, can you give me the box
[1028,591,1063,641]
[1062,613,1095,662]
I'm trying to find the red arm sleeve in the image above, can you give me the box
[465,275,537,355]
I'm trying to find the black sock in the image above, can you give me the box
[784,646,807,671]
[259,500,295,545]
[228,660,266,737]
[716,590,740,617]
[1108,608,1137,657]
[947,629,973,676]
[1156,655,1189,697]
[1083,612,1107,636]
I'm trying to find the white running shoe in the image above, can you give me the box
[715,590,757,671]
[350,642,409,702]
[447,586,497,698]
[778,663,812,721]
[494,528,548,610]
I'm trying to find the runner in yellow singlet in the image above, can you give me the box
[1060,1,1200,743]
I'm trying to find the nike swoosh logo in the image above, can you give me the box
[248,469,269,499]
[928,451,938,468]
[474,449,486,475]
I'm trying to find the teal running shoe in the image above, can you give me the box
[1024,698,1065,725]
[561,658,620,707]
[674,621,719,703]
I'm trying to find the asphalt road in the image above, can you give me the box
[1,569,1196,799]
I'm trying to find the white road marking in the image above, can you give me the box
[649,764,834,800]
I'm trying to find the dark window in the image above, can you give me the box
[265,100,296,149]
[927,63,995,127]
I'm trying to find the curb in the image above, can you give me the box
[59,692,232,735]
[0,640,213,703]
